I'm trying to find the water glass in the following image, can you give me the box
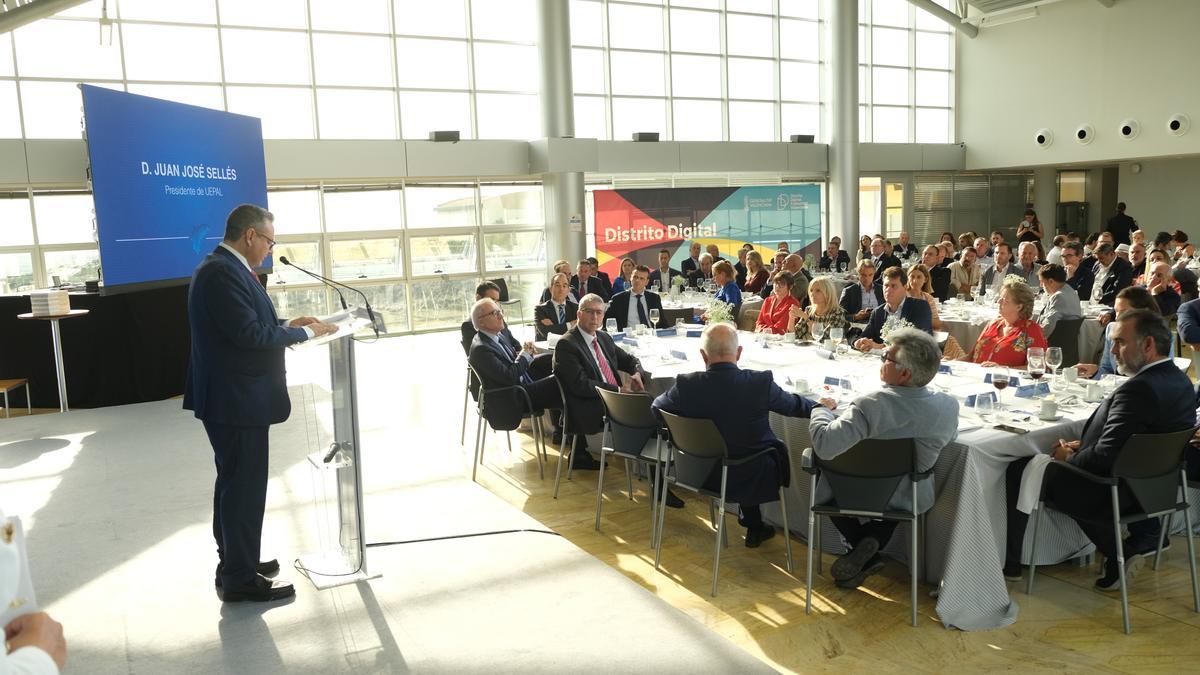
[976,394,995,422]
[605,318,618,333]
[1046,346,1063,385]
[811,321,826,344]
[828,326,844,355]
[649,308,660,328]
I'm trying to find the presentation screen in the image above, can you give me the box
[81,85,268,294]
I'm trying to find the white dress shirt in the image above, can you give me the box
[626,293,648,329]
[1091,261,1112,303]
[859,284,880,312]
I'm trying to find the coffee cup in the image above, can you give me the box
[1039,398,1058,421]
[1085,382,1103,402]
[1063,367,1079,384]
[793,378,810,394]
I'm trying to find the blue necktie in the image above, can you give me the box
[557,303,565,323]
[496,336,531,384]
[635,294,648,325]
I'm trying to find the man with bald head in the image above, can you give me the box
[782,253,811,303]
[653,324,833,547]
[468,297,562,431]
[681,241,703,277]
[1145,260,1182,317]
[1013,242,1041,285]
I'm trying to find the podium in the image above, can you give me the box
[296,306,380,589]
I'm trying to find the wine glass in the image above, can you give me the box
[976,393,995,423]
[828,326,844,356]
[1046,346,1063,388]
[810,320,826,345]
[1026,348,1046,397]
[649,308,660,328]
[605,318,618,333]
[991,367,1010,419]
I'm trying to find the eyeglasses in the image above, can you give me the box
[256,230,276,249]
[879,352,901,366]
[483,309,504,319]
[579,308,605,315]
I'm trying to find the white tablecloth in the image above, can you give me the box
[623,332,1102,631]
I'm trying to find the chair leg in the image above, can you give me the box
[649,458,660,546]
[626,458,635,500]
[1112,486,1132,634]
[3,390,8,418]
[779,487,794,575]
[806,511,816,615]
[553,433,573,499]
[1026,503,1044,595]
[654,465,670,570]
[506,431,513,455]
[709,500,717,527]
[1183,471,1200,613]
[910,516,919,628]
[567,435,579,481]
[1154,514,1167,571]
[594,448,608,532]
[460,372,470,445]
[532,417,545,480]
[472,416,486,482]
[712,477,728,597]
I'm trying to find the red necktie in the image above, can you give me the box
[592,338,618,386]
[248,267,262,286]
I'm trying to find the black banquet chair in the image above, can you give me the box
[467,364,547,482]
[594,388,671,544]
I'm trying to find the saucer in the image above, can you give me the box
[1037,414,1063,422]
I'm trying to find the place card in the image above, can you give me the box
[610,332,627,342]
[685,329,702,338]
[656,328,676,338]
[670,349,689,361]
[965,391,997,408]
[983,373,1020,387]
[823,375,841,387]
[938,364,953,374]
[1014,382,1051,398]
[814,348,835,360]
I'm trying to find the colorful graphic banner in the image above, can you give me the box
[593,185,823,279]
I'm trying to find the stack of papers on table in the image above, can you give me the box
[29,289,69,316]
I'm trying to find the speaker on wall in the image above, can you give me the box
[1034,128,1053,147]
[1118,119,1140,140]
[1074,124,1095,145]
[1167,114,1190,137]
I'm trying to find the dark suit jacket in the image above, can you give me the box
[680,256,701,276]
[1069,360,1195,475]
[860,298,934,343]
[1091,257,1134,306]
[686,267,714,288]
[1154,287,1182,318]
[871,253,902,283]
[461,319,520,356]
[552,327,642,435]
[1067,263,1096,301]
[893,243,919,260]
[652,363,817,506]
[818,251,851,272]
[649,267,682,290]
[929,265,952,302]
[596,271,613,298]
[467,332,540,430]
[533,300,578,341]
[1180,298,1200,345]
[734,261,747,287]
[604,289,664,331]
[570,275,609,301]
[839,282,884,316]
[183,246,308,426]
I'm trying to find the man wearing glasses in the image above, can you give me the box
[184,204,337,602]
[468,298,562,432]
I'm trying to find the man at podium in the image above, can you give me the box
[184,204,336,602]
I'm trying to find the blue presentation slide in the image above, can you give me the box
[81,85,268,291]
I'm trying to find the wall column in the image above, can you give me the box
[537,0,586,269]
[828,0,859,247]
[1032,166,1057,239]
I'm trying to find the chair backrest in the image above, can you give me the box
[738,309,760,331]
[815,438,917,514]
[1048,317,1084,367]
[659,411,726,491]
[1112,427,1196,515]
[596,388,659,459]
[489,277,510,302]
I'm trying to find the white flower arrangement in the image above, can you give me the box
[671,274,687,289]
[879,315,915,343]
[1003,273,1029,287]
[705,298,735,325]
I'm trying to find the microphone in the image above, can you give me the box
[278,256,380,336]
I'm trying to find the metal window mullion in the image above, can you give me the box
[719,0,729,142]
[464,0,479,139]
[213,1,230,111]
[388,0,403,140]
[772,0,780,142]
[304,0,322,138]
[602,0,614,140]
[663,3,674,141]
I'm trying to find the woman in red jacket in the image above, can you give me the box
[754,271,801,334]
[967,278,1048,367]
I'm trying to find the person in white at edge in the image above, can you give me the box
[1,508,68,674]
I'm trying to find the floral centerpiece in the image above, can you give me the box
[879,315,915,344]
[1003,273,1029,287]
[671,274,687,290]
[704,298,735,325]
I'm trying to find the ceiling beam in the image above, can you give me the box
[0,0,88,35]
[906,0,979,38]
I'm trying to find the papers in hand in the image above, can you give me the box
[0,516,39,627]
[298,306,375,348]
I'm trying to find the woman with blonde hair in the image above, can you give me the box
[966,278,1048,367]
[788,275,849,341]
[907,263,968,360]
[743,250,769,294]
[611,257,636,294]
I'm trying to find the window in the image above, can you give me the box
[483,231,545,270]
[0,252,34,294]
[404,187,476,230]
[349,282,409,333]
[13,19,122,79]
[317,89,396,139]
[409,278,476,331]
[44,249,100,284]
[479,186,543,227]
[400,91,472,140]
[270,242,321,285]
[267,190,322,234]
[395,0,466,37]
[226,87,315,139]
[0,198,34,246]
[396,39,469,89]
[122,25,222,82]
[33,194,94,245]
[410,233,477,276]
[221,29,311,85]
[330,238,403,280]
[323,190,403,233]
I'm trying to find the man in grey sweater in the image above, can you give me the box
[808,328,960,588]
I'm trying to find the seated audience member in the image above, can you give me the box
[1061,241,1094,300]
[553,294,647,471]
[534,273,578,341]
[2,507,68,673]
[755,271,802,335]
[1090,243,1134,307]
[777,241,790,253]
[540,260,577,303]
[948,247,982,298]
[1080,286,1176,379]
[708,260,742,312]
[939,231,955,246]
[468,298,563,431]
[893,231,919,261]
[956,232,974,260]
[1005,310,1193,589]
[605,265,662,331]
[1175,266,1200,304]
[587,256,613,297]
[1133,249,1175,289]
[1171,230,1195,267]
[922,245,952,301]
[854,266,934,351]
[990,229,1005,254]
[905,264,943,331]
[965,278,1047,367]
[1046,234,1067,266]
[770,250,788,275]
[610,257,636,295]
[840,260,883,322]
[1145,260,1182,317]
[688,253,715,288]
[743,251,770,294]
[937,241,956,268]
[809,329,959,588]
[1183,297,1200,347]
[653,324,834,547]
[680,241,703,277]
[820,237,852,272]
[706,243,725,263]
[790,276,849,342]
[571,259,608,301]
[1131,229,1146,248]
[1129,241,1146,272]
[462,281,504,353]
[734,247,749,287]
[973,237,993,269]
[781,253,812,302]
[1035,264,1081,338]
[854,235,872,266]
[648,248,682,291]
[1115,243,1131,262]
[1013,242,1042,285]
[868,238,901,285]
[1154,230,1174,252]
[978,242,1014,298]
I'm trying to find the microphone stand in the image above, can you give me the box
[278,256,380,337]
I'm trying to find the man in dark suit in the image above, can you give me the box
[648,248,682,292]
[552,293,646,470]
[570,259,608,301]
[605,265,663,331]
[1090,243,1134,307]
[734,246,749,287]
[534,273,577,341]
[687,253,715,288]
[706,244,726,264]
[839,260,883,321]
[1062,241,1094,300]
[922,245,952,301]
[680,241,703,277]
[586,257,613,298]
[1004,310,1194,589]
[462,281,504,354]
[1107,202,1139,246]
[184,204,338,602]
[1145,261,1182,317]
[652,323,834,546]
[868,237,901,285]
[468,298,561,431]
[854,266,933,351]
[819,237,852,273]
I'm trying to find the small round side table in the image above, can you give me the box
[17,309,89,412]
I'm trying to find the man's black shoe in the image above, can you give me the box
[570,451,602,471]
[215,559,281,588]
[744,525,776,548]
[831,537,881,582]
[1002,562,1023,582]
[1095,555,1143,592]
[665,489,685,509]
[552,431,563,446]
[835,554,885,589]
[220,573,296,602]
[1125,534,1171,559]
